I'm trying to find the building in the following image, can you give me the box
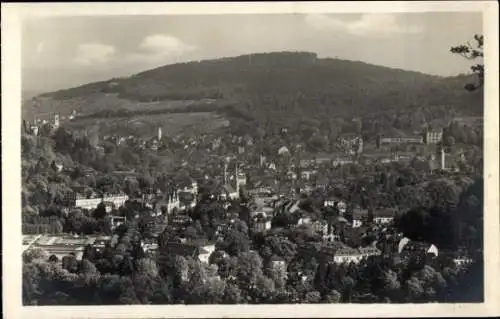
[236,172,247,189]
[373,209,397,225]
[109,215,126,230]
[338,134,363,155]
[221,184,239,200]
[331,246,381,264]
[68,193,129,211]
[300,170,317,181]
[169,214,193,230]
[351,208,368,228]
[180,180,198,196]
[332,156,355,167]
[311,220,329,236]
[164,241,200,259]
[286,171,298,180]
[221,162,241,200]
[215,224,230,241]
[377,136,424,148]
[425,129,443,144]
[277,146,290,156]
[26,234,97,261]
[393,152,415,162]
[73,197,104,211]
[165,191,181,214]
[198,244,216,264]
[297,215,312,225]
[52,113,60,129]
[30,125,39,136]
[51,161,64,172]
[453,256,473,267]
[141,238,159,256]
[323,198,347,214]
[323,232,341,243]
[269,255,287,273]
[280,199,301,215]
[398,238,439,258]
[91,236,112,252]
[251,216,272,233]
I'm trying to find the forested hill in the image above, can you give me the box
[33,51,482,127]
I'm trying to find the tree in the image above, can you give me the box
[259,235,297,263]
[323,289,342,303]
[23,263,41,305]
[137,258,159,278]
[93,202,107,220]
[61,254,78,273]
[341,276,356,302]
[405,276,424,302]
[23,248,49,263]
[450,34,484,91]
[48,255,59,263]
[304,290,321,303]
[219,225,250,257]
[223,283,243,304]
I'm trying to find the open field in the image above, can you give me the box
[22,93,218,121]
[64,111,230,138]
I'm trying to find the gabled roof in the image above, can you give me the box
[223,184,237,194]
[166,242,199,257]
[269,255,285,262]
[373,208,397,218]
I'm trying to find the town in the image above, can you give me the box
[22,104,482,304]
[17,11,486,305]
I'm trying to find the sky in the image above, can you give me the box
[22,12,483,93]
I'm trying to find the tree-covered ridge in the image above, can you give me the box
[31,52,481,122]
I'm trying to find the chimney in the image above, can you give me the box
[235,164,240,195]
[441,147,446,170]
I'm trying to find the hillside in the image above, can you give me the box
[23,51,483,133]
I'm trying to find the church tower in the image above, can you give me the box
[53,113,60,129]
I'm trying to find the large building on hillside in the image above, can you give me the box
[65,193,129,211]
[425,129,443,145]
[376,136,424,148]
[23,234,111,261]
[337,134,363,155]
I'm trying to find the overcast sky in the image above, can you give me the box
[22,12,482,93]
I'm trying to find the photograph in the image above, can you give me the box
[2,2,499,318]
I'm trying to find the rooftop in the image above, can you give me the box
[34,235,96,246]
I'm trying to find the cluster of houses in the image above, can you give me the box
[22,121,471,276]
[23,113,62,136]
[24,156,474,274]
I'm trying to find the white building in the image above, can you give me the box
[166,191,180,214]
[220,185,239,201]
[73,194,129,211]
[332,247,381,264]
[374,216,394,225]
[109,216,126,230]
[198,244,216,264]
[30,125,39,136]
[269,255,287,273]
[251,214,272,233]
